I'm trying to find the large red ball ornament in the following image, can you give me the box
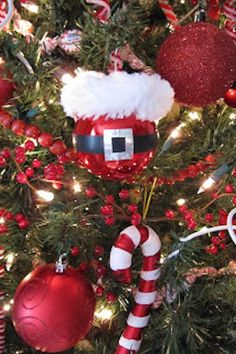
[224,83,236,108]
[156,22,236,107]
[0,62,14,106]
[74,114,157,180]
[12,264,95,352]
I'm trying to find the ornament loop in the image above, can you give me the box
[55,253,68,273]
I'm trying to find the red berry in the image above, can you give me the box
[187,165,199,178]
[96,286,105,297]
[49,140,67,155]
[0,156,6,167]
[24,124,40,139]
[0,110,13,128]
[52,182,63,190]
[94,245,104,258]
[38,133,54,147]
[15,155,26,164]
[5,211,14,220]
[220,243,227,250]
[96,264,107,277]
[85,187,96,198]
[232,196,236,206]
[184,211,194,221]
[71,246,80,256]
[205,213,214,222]
[14,146,25,157]
[0,147,10,159]
[218,231,227,239]
[0,224,8,234]
[128,204,138,213]
[11,119,26,135]
[211,236,221,245]
[16,172,28,184]
[206,244,218,255]
[18,218,30,229]
[219,209,227,216]
[32,159,41,168]
[24,140,36,151]
[225,184,234,193]
[64,148,78,162]
[100,204,114,216]
[205,154,216,163]
[178,205,188,214]
[105,195,114,204]
[0,208,6,217]
[25,167,34,177]
[131,212,141,226]
[78,261,90,272]
[104,216,115,226]
[119,189,129,200]
[187,220,197,230]
[165,209,175,219]
[106,292,117,303]
[15,213,25,222]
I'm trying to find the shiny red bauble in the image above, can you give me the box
[74,114,157,180]
[224,85,236,108]
[12,264,95,352]
[0,63,14,106]
[156,22,236,107]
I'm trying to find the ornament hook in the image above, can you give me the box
[55,253,68,273]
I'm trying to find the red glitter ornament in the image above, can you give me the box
[0,62,14,106]
[74,115,157,180]
[12,263,95,353]
[156,22,236,107]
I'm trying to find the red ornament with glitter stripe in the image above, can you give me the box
[110,225,161,353]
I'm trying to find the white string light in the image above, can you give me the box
[197,177,215,194]
[36,190,55,202]
[95,307,113,321]
[176,198,186,206]
[170,123,186,139]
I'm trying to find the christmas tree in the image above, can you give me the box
[1,0,236,353]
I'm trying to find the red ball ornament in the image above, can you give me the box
[0,62,14,106]
[12,263,95,352]
[156,22,236,107]
[224,83,236,108]
[74,115,157,180]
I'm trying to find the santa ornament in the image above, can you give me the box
[61,71,174,180]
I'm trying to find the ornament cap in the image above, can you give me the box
[55,253,68,273]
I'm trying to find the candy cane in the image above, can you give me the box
[86,0,111,23]
[157,0,179,29]
[110,225,161,354]
[0,0,14,29]
[108,49,123,73]
[223,0,236,42]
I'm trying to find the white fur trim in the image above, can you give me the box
[61,70,174,122]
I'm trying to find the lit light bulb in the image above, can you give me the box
[197,177,215,194]
[229,113,236,121]
[9,299,14,305]
[0,217,5,224]
[36,190,55,202]
[95,307,113,321]
[72,180,82,193]
[170,123,186,139]
[176,198,186,206]
[5,252,15,271]
[188,111,201,121]
[3,302,11,312]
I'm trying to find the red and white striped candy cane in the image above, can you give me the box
[108,48,123,73]
[157,0,179,29]
[86,0,111,23]
[223,0,236,43]
[0,0,14,29]
[110,225,161,354]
